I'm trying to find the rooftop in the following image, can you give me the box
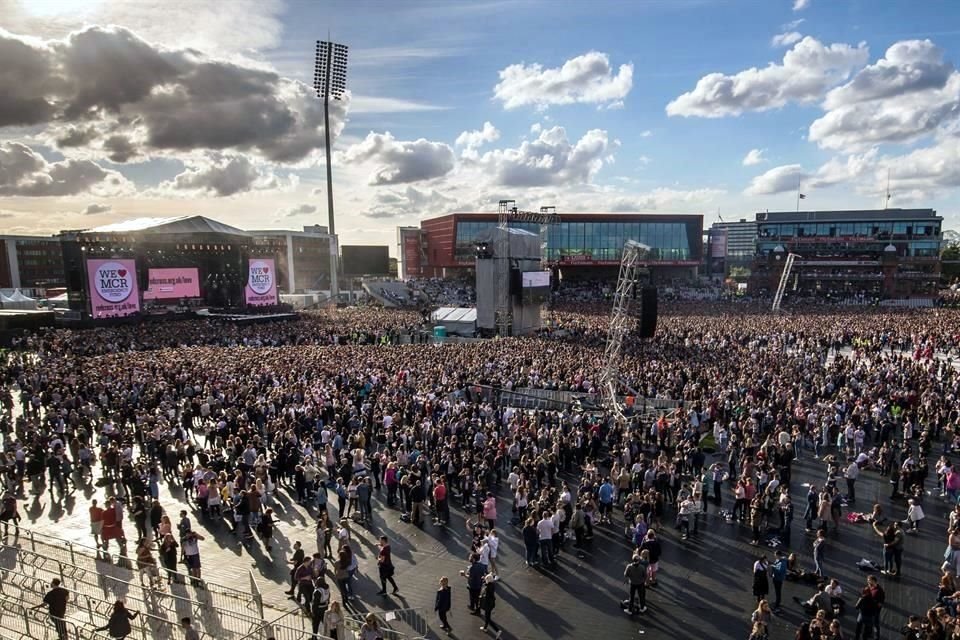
[756,208,939,223]
[82,215,250,237]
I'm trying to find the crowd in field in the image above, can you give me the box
[2,299,960,639]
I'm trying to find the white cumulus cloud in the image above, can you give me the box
[809,39,960,150]
[341,132,455,186]
[493,51,633,110]
[793,0,811,11]
[666,37,869,118]
[772,32,803,48]
[0,141,133,197]
[742,148,766,166]
[476,126,612,187]
[455,122,501,159]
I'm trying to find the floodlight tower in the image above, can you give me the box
[313,40,349,302]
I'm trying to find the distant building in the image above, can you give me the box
[752,208,942,299]
[407,212,703,282]
[0,235,66,295]
[249,225,334,293]
[706,219,758,276]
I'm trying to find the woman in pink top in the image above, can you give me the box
[482,493,497,529]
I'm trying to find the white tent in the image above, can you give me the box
[0,289,37,310]
[430,307,477,336]
[0,292,13,309]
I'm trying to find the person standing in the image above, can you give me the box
[812,529,826,577]
[485,529,500,578]
[286,541,305,596]
[461,553,485,613]
[32,578,69,640]
[623,552,649,614]
[435,576,452,632]
[376,535,399,595]
[479,573,499,634]
[309,577,330,640]
[323,600,344,639]
[181,617,200,640]
[537,512,555,568]
[853,575,884,640]
[752,555,769,603]
[182,530,205,585]
[89,499,105,549]
[845,459,859,503]
[771,550,788,612]
[95,600,138,639]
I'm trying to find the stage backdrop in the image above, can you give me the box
[245,258,278,306]
[87,259,141,317]
[143,267,201,300]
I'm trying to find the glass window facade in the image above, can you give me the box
[756,217,942,258]
[455,219,692,263]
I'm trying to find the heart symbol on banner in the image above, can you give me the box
[118,269,127,277]
[262,266,269,273]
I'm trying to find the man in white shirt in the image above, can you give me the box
[537,514,555,567]
[845,460,859,503]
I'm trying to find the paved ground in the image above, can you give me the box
[7,436,949,640]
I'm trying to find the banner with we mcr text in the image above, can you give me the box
[245,258,278,306]
[87,258,141,318]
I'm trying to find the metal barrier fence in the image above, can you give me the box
[16,527,264,619]
[0,542,264,639]
[0,591,109,640]
[343,608,428,640]
[237,608,335,640]
[0,566,223,640]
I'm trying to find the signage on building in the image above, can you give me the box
[87,258,141,318]
[400,229,422,278]
[245,258,278,306]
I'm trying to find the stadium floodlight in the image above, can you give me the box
[313,40,349,301]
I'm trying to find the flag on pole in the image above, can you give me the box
[798,193,806,199]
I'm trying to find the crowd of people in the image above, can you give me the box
[1,296,960,639]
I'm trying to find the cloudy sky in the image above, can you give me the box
[1,0,958,251]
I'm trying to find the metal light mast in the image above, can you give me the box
[600,240,650,422]
[313,40,348,302]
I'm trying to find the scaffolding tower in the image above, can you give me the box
[771,252,799,313]
[599,240,650,421]
[494,200,558,337]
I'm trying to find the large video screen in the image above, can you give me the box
[521,270,550,304]
[522,271,550,288]
[342,245,390,276]
[143,267,201,300]
[245,258,278,306]
[87,258,141,318]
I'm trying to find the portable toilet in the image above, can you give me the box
[433,326,447,342]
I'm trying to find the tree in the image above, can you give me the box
[942,242,960,281]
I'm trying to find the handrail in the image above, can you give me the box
[17,526,253,601]
[1,543,265,638]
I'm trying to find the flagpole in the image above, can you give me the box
[796,174,802,212]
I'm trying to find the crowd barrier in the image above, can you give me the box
[14,527,264,619]
[0,591,109,640]
[0,544,263,639]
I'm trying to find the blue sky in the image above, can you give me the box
[0,0,958,249]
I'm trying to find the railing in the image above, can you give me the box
[0,591,110,640]
[344,608,429,640]
[1,542,265,638]
[16,527,262,619]
[237,608,335,640]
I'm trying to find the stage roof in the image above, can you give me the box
[84,216,250,237]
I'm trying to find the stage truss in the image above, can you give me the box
[599,240,650,422]
[495,200,558,337]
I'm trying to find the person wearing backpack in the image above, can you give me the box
[310,577,331,639]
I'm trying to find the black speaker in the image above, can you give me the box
[639,286,658,338]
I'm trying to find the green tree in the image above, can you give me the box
[943,242,960,281]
